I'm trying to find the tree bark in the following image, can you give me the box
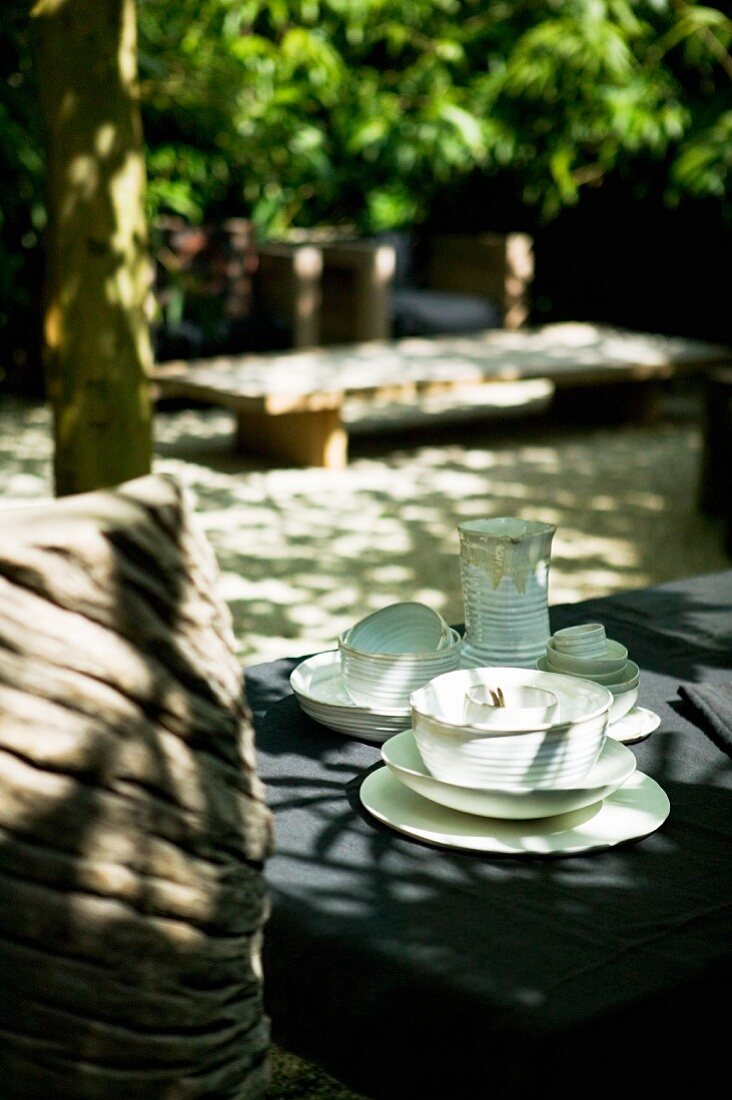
[0,473,273,1098]
[31,0,153,497]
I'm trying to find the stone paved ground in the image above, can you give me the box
[1,386,727,668]
[0,385,728,1098]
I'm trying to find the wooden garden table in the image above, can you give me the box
[152,322,732,468]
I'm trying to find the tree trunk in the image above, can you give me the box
[31,0,153,497]
[0,473,273,1098]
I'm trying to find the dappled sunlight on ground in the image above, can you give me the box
[0,392,727,666]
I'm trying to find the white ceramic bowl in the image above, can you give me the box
[545,638,628,676]
[345,601,452,654]
[535,657,640,725]
[381,729,637,819]
[410,667,612,790]
[464,683,559,729]
[538,656,640,688]
[608,660,641,690]
[340,625,462,709]
[606,683,640,724]
[542,654,632,684]
[551,622,608,657]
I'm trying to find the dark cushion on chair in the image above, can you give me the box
[391,287,503,338]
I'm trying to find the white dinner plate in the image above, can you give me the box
[381,730,637,820]
[290,650,411,743]
[607,706,661,744]
[359,767,669,857]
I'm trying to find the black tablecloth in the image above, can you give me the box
[246,570,732,1099]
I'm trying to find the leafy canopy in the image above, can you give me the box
[135,0,732,233]
[2,0,730,382]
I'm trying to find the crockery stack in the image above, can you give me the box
[376,665,639,822]
[339,601,462,710]
[537,622,639,724]
[409,666,612,789]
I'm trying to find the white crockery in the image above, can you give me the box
[344,601,451,654]
[463,683,559,730]
[606,683,640,724]
[410,666,612,790]
[381,729,637,819]
[290,650,411,743]
[360,767,670,858]
[551,622,607,656]
[458,517,556,669]
[339,623,462,709]
[545,637,628,676]
[536,656,640,726]
[537,656,639,688]
[607,659,641,690]
[609,706,660,744]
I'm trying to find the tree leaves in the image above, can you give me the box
[132,0,730,232]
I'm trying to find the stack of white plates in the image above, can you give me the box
[358,683,670,855]
[290,650,411,743]
[359,757,670,857]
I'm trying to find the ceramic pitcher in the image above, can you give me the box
[458,517,557,669]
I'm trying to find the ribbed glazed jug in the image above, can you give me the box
[458,517,556,669]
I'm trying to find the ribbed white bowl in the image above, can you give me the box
[339,626,462,709]
[289,650,411,742]
[536,656,640,727]
[345,601,452,654]
[410,667,611,789]
[545,638,628,675]
[552,622,608,656]
[537,656,640,688]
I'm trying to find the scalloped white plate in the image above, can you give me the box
[360,767,669,856]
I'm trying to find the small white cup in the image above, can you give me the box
[464,684,559,730]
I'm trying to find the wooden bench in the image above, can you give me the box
[151,322,732,469]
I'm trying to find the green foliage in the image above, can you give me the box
[135,0,732,233]
[1,0,730,385]
[0,0,46,387]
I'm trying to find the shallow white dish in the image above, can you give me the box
[381,730,637,820]
[290,650,410,743]
[607,706,661,744]
[359,767,670,857]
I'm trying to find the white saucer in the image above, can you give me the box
[381,730,637,820]
[290,650,411,743]
[608,706,661,744]
[359,767,669,857]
